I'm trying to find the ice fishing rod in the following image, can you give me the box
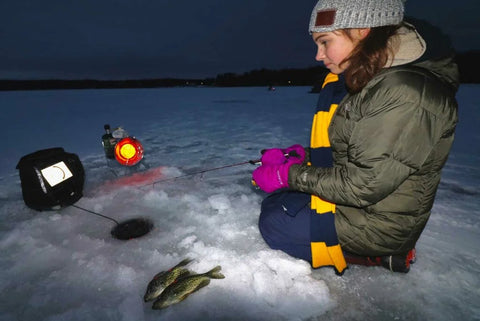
[149,158,260,188]
[146,150,300,189]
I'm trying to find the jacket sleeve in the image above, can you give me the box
[289,74,447,207]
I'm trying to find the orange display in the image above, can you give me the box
[114,137,144,166]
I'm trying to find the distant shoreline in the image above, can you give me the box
[1,51,478,91]
[0,66,329,91]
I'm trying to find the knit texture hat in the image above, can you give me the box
[309,0,404,33]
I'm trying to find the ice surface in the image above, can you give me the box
[0,85,479,320]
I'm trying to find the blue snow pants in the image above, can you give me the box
[258,191,313,262]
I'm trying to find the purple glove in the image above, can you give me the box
[252,163,292,193]
[260,144,305,165]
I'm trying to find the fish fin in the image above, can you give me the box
[206,266,225,279]
[176,258,194,268]
[168,258,193,272]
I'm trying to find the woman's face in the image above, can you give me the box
[312,29,368,74]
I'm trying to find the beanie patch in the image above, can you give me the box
[315,9,336,28]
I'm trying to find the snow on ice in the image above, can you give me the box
[0,85,479,320]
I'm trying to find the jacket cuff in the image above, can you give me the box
[287,163,305,190]
[303,147,311,164]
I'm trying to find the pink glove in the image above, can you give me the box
[252,162,292,193]
[260,148,286,165]
[260,144,305,165]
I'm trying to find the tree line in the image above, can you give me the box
[0,51,478,91]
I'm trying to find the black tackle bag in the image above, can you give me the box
[16,147,85,211]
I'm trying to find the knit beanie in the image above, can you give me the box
[309,0,404,33]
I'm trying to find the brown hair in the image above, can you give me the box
[341,25,400,93]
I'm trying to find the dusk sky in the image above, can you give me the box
[1,0,478,80]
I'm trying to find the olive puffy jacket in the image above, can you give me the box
[289,24,459,256]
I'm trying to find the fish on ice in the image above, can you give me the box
[143,258,193,302]
[152,265,225,309]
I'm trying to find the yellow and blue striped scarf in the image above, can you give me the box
[309,72,347,275]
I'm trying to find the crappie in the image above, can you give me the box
[152,265,225,309]
[143,258,192,302]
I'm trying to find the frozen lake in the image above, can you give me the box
[0,85,479,320]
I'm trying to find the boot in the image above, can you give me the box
[343,251,382,267]
[380,249,416,273]
[344,249,416,273]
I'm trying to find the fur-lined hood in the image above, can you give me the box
[389,22,459,91]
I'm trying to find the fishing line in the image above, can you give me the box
[72,204,120,225]
[71,204,153,240]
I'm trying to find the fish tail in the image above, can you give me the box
[206,266,225,279]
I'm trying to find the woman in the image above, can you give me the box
[252,0,458,274]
